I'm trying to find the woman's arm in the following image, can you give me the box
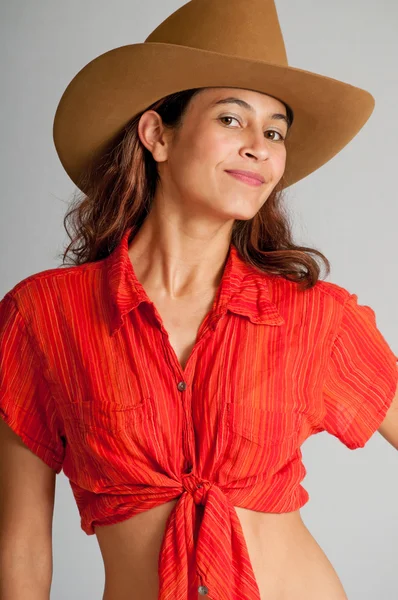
[378,373,398,450]
[0,417,56,600]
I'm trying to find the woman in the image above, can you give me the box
[1,1,397,599]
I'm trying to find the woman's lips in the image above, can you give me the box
[225,171,264,187]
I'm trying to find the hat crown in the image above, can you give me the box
[145,0,288,66]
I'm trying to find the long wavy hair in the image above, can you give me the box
[58,87,330,290]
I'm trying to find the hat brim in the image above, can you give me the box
[53,42,375,192]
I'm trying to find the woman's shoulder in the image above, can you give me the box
[1,259,105,320]
[265,270,353,307]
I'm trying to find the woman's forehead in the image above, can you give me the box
[195,87,288,113]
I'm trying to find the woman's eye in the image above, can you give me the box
[218,116,285,141]
[265,130,285,142]
[218,115,240,127]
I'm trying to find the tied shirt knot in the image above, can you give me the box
[157,473,262,599]
[181,472,213,505]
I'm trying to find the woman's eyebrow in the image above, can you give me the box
[210,96,290,127]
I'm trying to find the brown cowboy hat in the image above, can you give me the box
[52,0,375,193]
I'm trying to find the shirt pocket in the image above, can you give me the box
[60,396,164,487]
[73,396,175,479]
[227,402,301,446]
[61,396,152,434]
[224,402,302,477]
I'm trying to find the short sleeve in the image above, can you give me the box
[322,293,398,449]
[0,293,65,472]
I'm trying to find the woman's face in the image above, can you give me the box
[140,87,288,223]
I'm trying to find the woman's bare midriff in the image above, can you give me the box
[95,499,349,600]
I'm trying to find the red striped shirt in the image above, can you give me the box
[1,226,397,600]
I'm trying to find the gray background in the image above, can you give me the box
[1,0,397,598]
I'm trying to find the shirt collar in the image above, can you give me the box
[105,227,285,337]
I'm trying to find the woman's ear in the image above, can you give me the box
[137,110,170,163]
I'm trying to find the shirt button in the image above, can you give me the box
[177,381,187,391]
[198,585,209,595]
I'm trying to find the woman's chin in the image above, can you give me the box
[218,203,262,221]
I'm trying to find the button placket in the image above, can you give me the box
[177,379,196,477]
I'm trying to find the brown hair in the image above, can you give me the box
[59,88,330,290]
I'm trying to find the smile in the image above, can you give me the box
[225,171,264,187]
